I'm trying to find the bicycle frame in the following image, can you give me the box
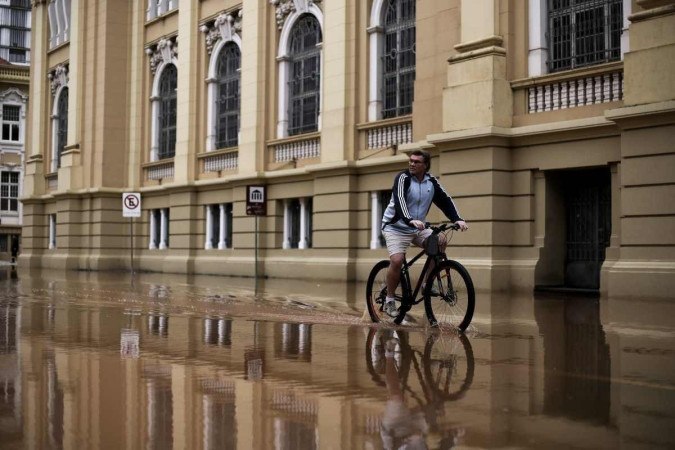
[399,249,447,309]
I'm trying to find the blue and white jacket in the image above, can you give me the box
[381,170,462,234]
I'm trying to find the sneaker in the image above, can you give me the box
[383,299,398,317]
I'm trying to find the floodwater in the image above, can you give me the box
[0,268,674,449]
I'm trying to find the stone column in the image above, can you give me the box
[149,210,157,249]
[218,203,227,249]
[282,200,291,249]
[299,197,308,249]
[370,192,382,249]
[204,205,213,249]
[159,209,168,249]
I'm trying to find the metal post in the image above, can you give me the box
[255,215,259,292]
[130,217,134,275]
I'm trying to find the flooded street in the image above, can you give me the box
[0,268,674,449]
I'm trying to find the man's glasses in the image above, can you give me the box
[409,160,424,165]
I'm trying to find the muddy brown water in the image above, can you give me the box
[0,268,673,449]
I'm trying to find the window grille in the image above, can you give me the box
[56,88,68,169]
[2,105,20,141]
[382,0,415,119]
[0,171,19,212]
[548,0,622,73]
[216,43,241,149]
[158,64,177,159]
[288,15,322,136]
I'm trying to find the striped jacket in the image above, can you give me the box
[381,170,462,233]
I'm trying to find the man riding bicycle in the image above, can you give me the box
[381,150,469,316]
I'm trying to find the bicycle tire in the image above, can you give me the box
[422,332,474,401]
[423,260,475,332]
[366,260,409,325]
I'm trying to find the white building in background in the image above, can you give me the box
[0,0,31,65]
[0,1,29,260]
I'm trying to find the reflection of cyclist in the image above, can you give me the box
[381,150,468,316]
[380,337,429,450]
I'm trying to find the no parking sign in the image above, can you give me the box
[123,193,142,218]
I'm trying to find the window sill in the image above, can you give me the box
[511,61,623,88]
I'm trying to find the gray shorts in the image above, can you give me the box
[382,228,432,256]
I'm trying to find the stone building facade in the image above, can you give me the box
[21,0,675,298]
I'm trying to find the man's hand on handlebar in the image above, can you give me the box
[455,220,469,231]
[409,219,426,230]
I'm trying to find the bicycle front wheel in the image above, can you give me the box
[366,260,409,324]
[424,260,475,332]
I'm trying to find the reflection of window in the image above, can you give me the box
[205,203,233,249]
[149,208,170,249]
[203,318,232,346]
[145,374,173,450]
[46,355,64,448]
[548,0,622,72]
[271,391,318,449]
[283,198,312,249]
[148,313,169,337]
[287,15,322,136]
[202,380,236,449]
[275,323,312,361]
[0,172,19,212]
[1,105,20,141]
[382,0,416,119]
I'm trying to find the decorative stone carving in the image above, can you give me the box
[47,63,69,95]
[200,10,243,55]
[146,37,178,74]
[270,0,322,29]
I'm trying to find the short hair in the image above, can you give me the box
[410,150,431,172]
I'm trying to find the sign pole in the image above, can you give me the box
[130,217,134,275]
[255,215,259,292]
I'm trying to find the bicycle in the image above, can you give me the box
[366,222,476,331]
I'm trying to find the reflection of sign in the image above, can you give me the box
[246,185,267,216]
[120,329,140,358]
[245,349,264,380]
[122,193,142,218]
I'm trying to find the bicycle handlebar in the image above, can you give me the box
[425,222,461,233]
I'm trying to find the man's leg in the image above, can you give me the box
[386,253,405,301]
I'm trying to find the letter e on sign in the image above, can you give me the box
[123,193,142,218]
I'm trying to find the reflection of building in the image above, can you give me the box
[20,1,675,298]
[9,274,675,449]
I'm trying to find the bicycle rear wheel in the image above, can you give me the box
[423,260,475,332]
[423,332,474,401]
[366,260,409,324]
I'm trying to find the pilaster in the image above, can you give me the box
[239,1,267,174]
[173,0,199,184]
[320,0,355,162]
[442,0,512,131]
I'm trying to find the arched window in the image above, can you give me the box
[158,64,177,159]
[382,0,415,119]
[288,15,322,136]
[56,87,68,169]
[216,43,241,149]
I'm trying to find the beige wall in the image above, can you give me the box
[20,0,675,299]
